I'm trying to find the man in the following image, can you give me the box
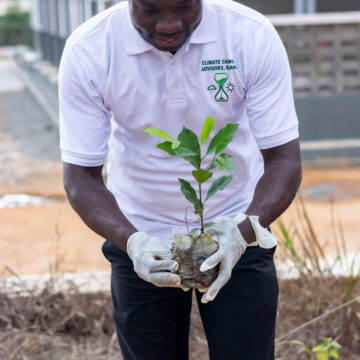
[59,0,302,359]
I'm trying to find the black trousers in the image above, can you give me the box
[102,240,279,360]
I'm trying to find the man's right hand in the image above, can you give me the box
[127,232,185,288]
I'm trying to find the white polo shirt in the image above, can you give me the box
[59,0,299,246]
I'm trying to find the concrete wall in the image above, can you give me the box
[296,94,360,141]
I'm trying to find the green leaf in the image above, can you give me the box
[171,140,181,150]
[173,146,200,168]
[216,155,226,166]
[206,153,235,172]
[178,179,202,213]
[157,141,176,156]
[204,222,215,228]
[215,136,234,154]
[178,127,200,155]
[206,123,239,155]
[174,127,201,169]
[313,345,325,353]
[192,169,213,184]
[316,353,328,360]
[174,147,198,157]
[144,128,176,142]
[206,175,233,201]
[285,340,312,354]
[329,349,339,358]
[201,116,216,145]
[190,227,201,236]
[219,159,235,172]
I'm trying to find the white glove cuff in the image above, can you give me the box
[212,216,248,251]
[234,213,277,249]
[127,231,147,260]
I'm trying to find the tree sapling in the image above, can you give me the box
[145,117,239,288]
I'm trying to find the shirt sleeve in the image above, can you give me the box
[58,44,111,166]
[245,22,299,150]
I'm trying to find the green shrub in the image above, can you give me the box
[0,5,32,46]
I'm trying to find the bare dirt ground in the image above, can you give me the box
[1,162,359,277]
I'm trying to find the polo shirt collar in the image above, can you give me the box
[124,5,154,55]
[124,0,217,56]
[189,0,218,45]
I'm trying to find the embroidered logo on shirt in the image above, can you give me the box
[226,82,236,94]
[214,72,229,102]
[207,73,236,102]
[201,58,238,72]
[202,59,238,102]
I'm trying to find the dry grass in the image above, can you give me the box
[274,197,360,359]
[0,275,359,360]
[276,276,360,359]
[0,285,119,360]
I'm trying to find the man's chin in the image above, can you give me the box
[154,44,183,53]
[151,34,187,52]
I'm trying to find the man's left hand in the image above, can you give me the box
[199,215,250,303]
[199,214,277,303]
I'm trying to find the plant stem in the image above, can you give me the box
[204,154,217,171]
[198,182,204,233]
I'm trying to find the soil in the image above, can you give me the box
[172,232,219,288]
[1,163,359,277]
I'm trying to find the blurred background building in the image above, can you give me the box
[0,0,30,15]
[31,0,123,66]
[24,0,360,163]
[240,0,360,14]
[29,0,360,66]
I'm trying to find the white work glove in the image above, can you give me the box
[199,213,277,303]
[127,232,186,289]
